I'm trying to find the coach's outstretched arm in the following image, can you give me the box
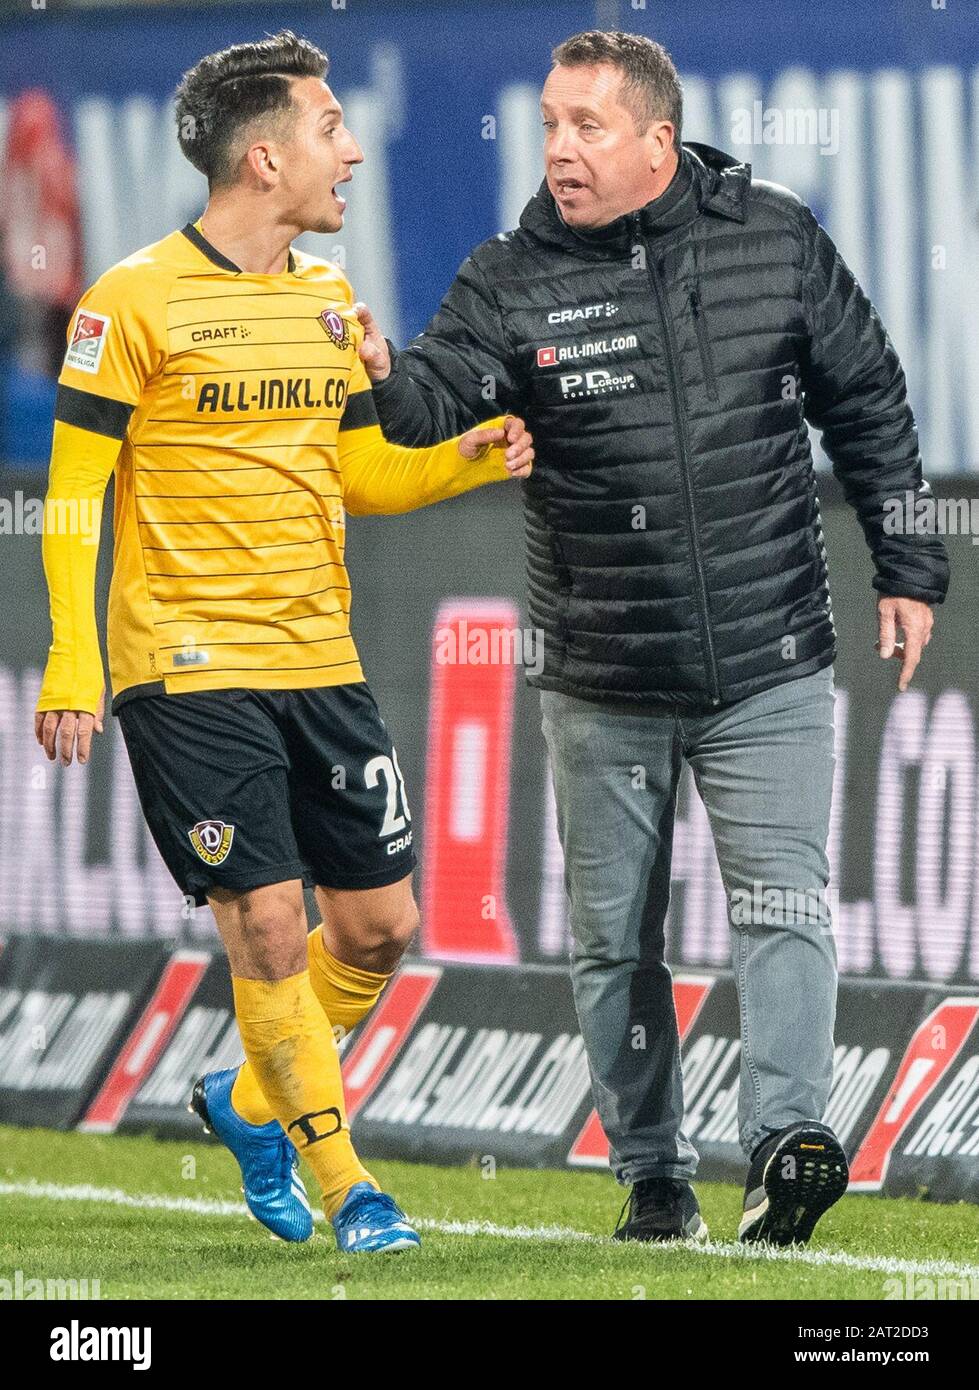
[355,251,523,446]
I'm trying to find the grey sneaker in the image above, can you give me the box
[738,1121,848,1246]
[612,1177,709,1244]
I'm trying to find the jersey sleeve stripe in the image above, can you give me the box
[55,383,134,440]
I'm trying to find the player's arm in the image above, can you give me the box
[337,359,533,518]
[34,268,158,764]
[356,249,523,446]
[34,420,120,764]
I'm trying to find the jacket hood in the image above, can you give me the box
[518,142,751,255]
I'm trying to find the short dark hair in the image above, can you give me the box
[174,30,329,188]
[551,30,682,151]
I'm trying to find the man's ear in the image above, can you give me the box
[648,121,675,170]
[246,141,280,184]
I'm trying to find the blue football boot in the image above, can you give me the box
[332,1181,421,1253]
[190,1067,313,1242]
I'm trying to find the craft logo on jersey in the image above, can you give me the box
[319,308,351,350]
[189,820,235,866]
[64,310,111,375]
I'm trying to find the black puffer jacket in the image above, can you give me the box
[373,143,949,707]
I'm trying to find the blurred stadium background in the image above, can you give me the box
[1,0,978,1200]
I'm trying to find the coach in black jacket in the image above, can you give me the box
[358,31,949,1245]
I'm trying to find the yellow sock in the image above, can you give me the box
[231,927,391,1126]
[231,971,376,1218]
[307,925,393,1036]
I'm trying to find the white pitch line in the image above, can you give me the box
[415,1215,979,1281]
[2,1179,978,1282]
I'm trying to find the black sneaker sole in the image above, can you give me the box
[738,1123,848,1246]
[188,1077,212,1134]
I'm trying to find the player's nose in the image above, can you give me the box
[342,132,364,166]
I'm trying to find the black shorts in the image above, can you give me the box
[117,683,416,905]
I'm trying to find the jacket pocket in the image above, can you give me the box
[689,289,719,402]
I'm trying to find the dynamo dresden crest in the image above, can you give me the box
[189,820,235,865]
[318,308,351,349]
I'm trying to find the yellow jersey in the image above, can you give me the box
[37,222,510,713]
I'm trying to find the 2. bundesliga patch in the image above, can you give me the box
[189,820,235,865]
[64,310,111,375]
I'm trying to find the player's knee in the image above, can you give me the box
[362,900,420,959]
[215,883,308,978]
[393,900,421,950]
[249,924,308,978]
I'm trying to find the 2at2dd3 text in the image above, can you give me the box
[798,1326,930,1340]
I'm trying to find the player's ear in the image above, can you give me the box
[247,141,279,184]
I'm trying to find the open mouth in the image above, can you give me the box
[332,176,351,210]
[554,178,587,198]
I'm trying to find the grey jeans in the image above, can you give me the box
[540,666,837,1186]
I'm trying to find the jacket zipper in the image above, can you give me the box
[636,218,721,704]
[689,289,719,401]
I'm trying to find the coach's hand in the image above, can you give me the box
[876,596,934,692]
[459,415,534,479]
[35,693,105,766]
[354,302,392,382]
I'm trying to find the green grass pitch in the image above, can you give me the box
[1,1124,977,1300]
